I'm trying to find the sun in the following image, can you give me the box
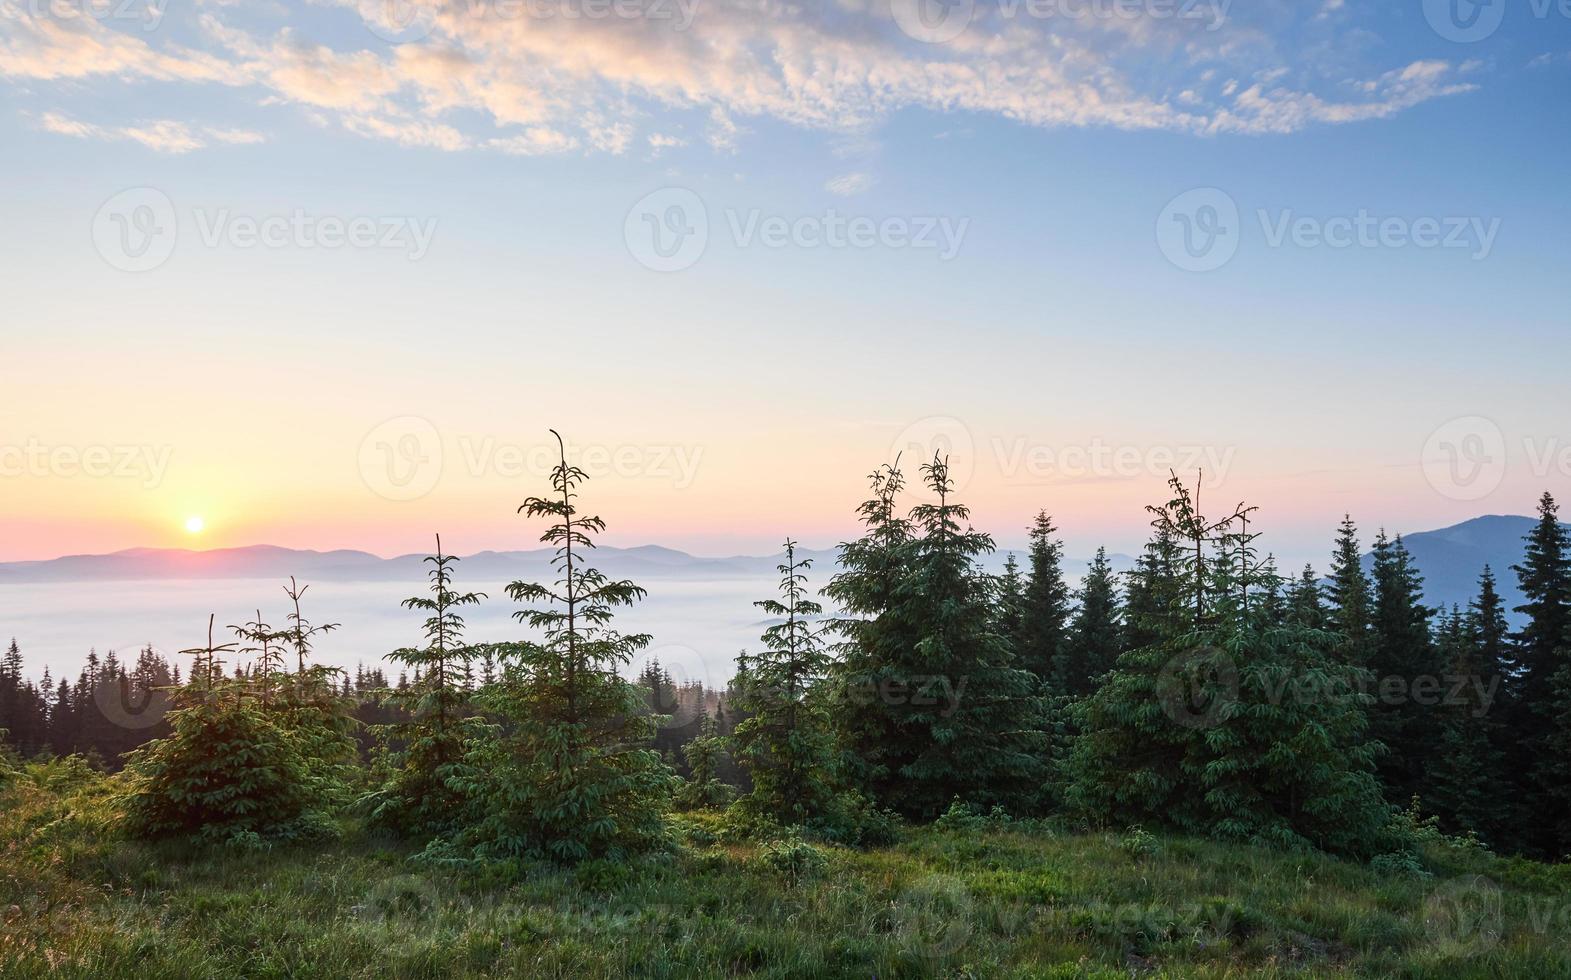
[184,515,206,535]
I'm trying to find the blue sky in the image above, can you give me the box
[1,0,1568,570]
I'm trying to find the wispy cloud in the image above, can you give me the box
[2,1,1486,157]
[825,172,875,197]
[38,111,264,153]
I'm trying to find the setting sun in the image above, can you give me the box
[184,516,205,535]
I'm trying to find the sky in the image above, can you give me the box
[1,0,1569,573]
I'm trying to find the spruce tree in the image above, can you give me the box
[1368,532,1438,804]
[1067,474,1391,859]
[883,453,1047,818]
[1018,512,1071,687]
[1425,571,1511,845]
[732,540,840,827]
[995,552,1026,647]
[367,534,487,836]
[1510,492,1571,857]
[1058,547,1122,699]
[466,430,673,863]
[824,458,916,796]
[1287,565,1328,630]
[676,710,734,811]
[1324,516,1374,667]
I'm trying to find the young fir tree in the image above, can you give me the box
[1510,492,1571,857]
[1368,532,1438,804]
[273,578,356,803]
[732,540,841,827]
[1324,516,1375,667]
[823,458,916,796]
[1057,547,1122,699]
[122,617,327,843]
[676,710,735,811]
[465,431,673,863]
[230,609,285,709]
[366,534,487,837]
[1424,570,1511,845]
[1067,474,1391,859]
[1287,565,1328,630]
[881,453,1048,818]
[1122,519,1183,651]
[1018,511,1071,688]
[994,552,1027,648]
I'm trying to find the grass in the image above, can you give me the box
[3,759,1570,979]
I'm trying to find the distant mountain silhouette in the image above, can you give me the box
[0,543,845,584]
[0,517,1554,626]
[1359,515,1558,623]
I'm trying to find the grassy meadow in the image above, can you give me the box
[4,757,1569,979]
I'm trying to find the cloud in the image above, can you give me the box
[37,111,264,153]
[2,2,1486,157]
[825,172,875,196]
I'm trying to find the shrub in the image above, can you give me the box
[120,686,336,842]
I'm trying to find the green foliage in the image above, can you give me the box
[120,683,336,843]
[1368,531,1439,803]
[1424,573,1513,847]
[732,539,843,827]
[833,454,1049,819]
[751,829,829,885]
[364,534,487,838]
[675,711,735,811]
[1058,546,1122,699]
[1020,511,1071,687]
[1325,515,1375,666]
[459,430,675,864]
[1068,474,1394,860]
[1510,492,1571,857]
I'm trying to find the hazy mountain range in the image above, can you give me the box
[0,515,1554,682]
[0,514,1551,612]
